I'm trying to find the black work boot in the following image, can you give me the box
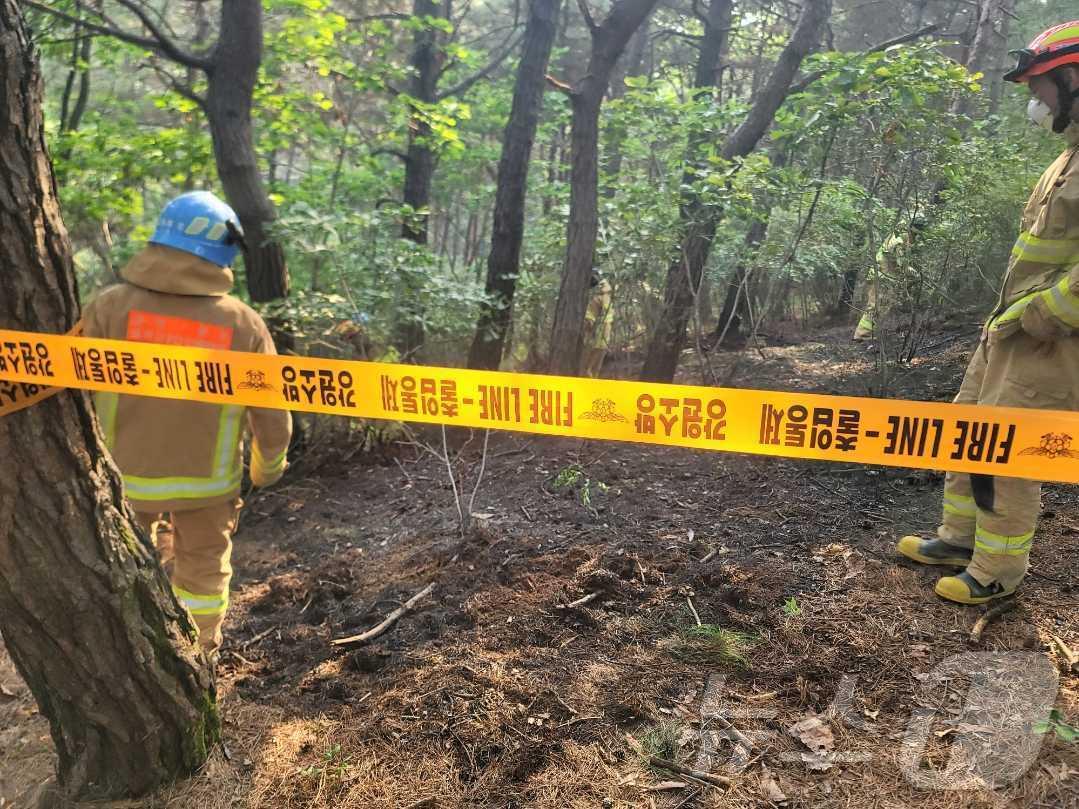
[895,535,973,567]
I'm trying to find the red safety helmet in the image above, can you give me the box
[1004,20,1079,83]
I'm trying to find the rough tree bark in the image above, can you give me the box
[547,0,660,376]
[29,0,289,302]
[0,1,218,802]
[468,0,563,371]
[640,0,832,382]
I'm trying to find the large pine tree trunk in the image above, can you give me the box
[0,2,218,800]
[468,0,564,371]
[207,0,289,303]
[547,0,659,375]
[640,0,832,382]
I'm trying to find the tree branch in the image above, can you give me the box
[26,0,211,71]
[370,148,410,162]
[111,0,210,69]
[577,0,598,33]
[545,74,574,95]
[149,61,206,110]
[346,12,411,23]
[788,24,940,95]
[436,31,525,100]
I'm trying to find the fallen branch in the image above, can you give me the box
[672,788,703,809]
[648,756,731,788]
[687,597,702,627]
[331,583,436,646]
[1049,633,1079,674]
[712,715,754,752]
[561,591,601,609]
[241,625,275,650]
[969,598,1017,645]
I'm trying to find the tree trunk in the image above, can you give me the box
[640,0,832,382]
[714,214,768,345]
[206,0,288,303]
[0,1,217,801]
[393,0,448,358]
[602,14,651,196]
[547,0,659,375]
[951,0,995,118]
[468,0,563,370]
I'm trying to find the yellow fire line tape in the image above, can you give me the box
[0,323,82,418]
[2,327,1079,483]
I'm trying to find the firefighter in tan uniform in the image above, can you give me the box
[852,221,923,342]
[897,22,1079,604]
[581,272,613,377]
[84,191,292,653]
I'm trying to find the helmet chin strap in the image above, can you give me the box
[1051,71,1079,133]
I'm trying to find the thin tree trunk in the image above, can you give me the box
[602,14,651,196]
[206,0,288,303]
[468,0,563,369]
[394,0,448,358]
[547,0,660,376]
[0,2,217,800]
[640,0,832,382]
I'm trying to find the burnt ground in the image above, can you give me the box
[2,325,1077,809]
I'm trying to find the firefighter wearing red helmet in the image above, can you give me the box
[896,22,1079,604]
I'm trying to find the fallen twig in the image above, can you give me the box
[969,598,1017,645]
[561,591,601,609]
[331,583,436,646]
[698,548,717,564]
[712,715,754,752]
[687,597,702,627]
[671,787,702,809]
[241,626,275,650]
[1049,633,1079,674]
[648,756,731,788]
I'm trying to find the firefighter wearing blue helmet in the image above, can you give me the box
[149,190,246,268]
[83,191,292,657]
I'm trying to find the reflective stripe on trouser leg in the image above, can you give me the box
[937,472,976,547]
[968,476,1039,590]
[170,499,240,653]
[935,345,987,548]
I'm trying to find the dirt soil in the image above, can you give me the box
[2,326,1077,809]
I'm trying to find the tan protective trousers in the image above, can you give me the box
[938,331,1079,589]
[853,280,879,341]
[581,346,607,378]
[135,499,241,654]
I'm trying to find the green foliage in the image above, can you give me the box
[640,721,685,763]
[32,0,1060,376]
[669,624,756,667]
[1034,710,1078,743]
[550,464,609,507]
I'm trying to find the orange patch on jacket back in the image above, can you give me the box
[126,310,234,350]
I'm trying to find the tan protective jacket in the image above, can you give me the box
[987,138,1079,342]
[83,245,292,513]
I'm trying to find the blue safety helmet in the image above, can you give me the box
[149,191,244,268]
